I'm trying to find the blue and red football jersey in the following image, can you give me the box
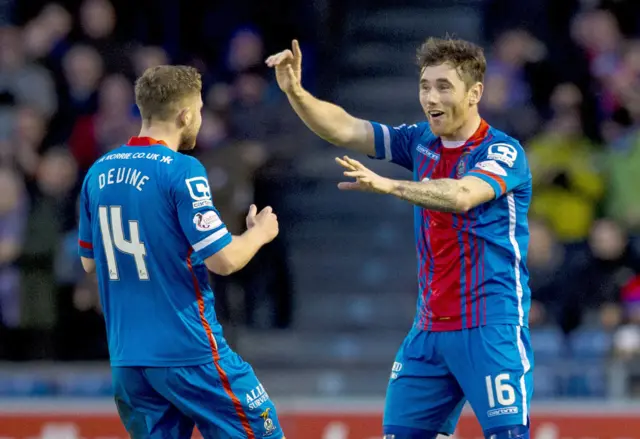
[78,137,232,366]
[370,120,532,331]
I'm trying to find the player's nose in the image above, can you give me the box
[421,89,439,106]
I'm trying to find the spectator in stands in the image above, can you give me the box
[69,74,138,170]
[480,72,540,141]
[223,27,266,80]
[20,148,78,330]
[55,272,107,360]
[22,3,72,64]
[528,83,605,243]
[0,25,57,139]
[229,69,278,141]
[54,43,104,152]
[0,168,27,329]
[527,218,567,327]
[206,82,233,114]
[561,219,640,334]
[130,45,169,79]
[571,9,625,119]
[486,28,555,112]
[78,0,132,76]
[12,106,46,181]
[61,44,103,118]
[605,43,640,233]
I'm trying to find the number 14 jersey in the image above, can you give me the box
[78,137,232,367]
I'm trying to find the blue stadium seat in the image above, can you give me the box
[529,326,564,360]
[568,327,613,359]
[56,373,113,397]
[0,375,54,397]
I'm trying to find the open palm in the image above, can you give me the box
[335,156,393,194]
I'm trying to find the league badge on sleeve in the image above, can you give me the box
[476,160,507,176]
[193,211,222,231]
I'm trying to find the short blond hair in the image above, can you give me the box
[134,65,202,121]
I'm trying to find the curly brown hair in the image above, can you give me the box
[416,37,486,87]
[134,65,202,121]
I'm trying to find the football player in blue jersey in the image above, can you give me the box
[78,65,285,439]
[267,38,533,439]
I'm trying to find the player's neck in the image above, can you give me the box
[137,124,181,152]
[441,111,482,142]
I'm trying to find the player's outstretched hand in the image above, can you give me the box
[249,205,279,243]
[265,39,302,95]
[336,156,394,195]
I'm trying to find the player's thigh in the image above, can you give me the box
[145,354,284,439]
[384,328,465,436]
[446,325,534,432]
[112,366,194,439]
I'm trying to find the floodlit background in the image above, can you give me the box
[0,0,640,437]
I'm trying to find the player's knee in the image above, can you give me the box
[383,425,439,439]
[484,424,530,439]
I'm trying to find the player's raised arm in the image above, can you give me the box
[266,40,375,156]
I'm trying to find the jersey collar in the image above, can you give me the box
[438,119,489,156]
[126,136,168,147]
[465,118,489,150]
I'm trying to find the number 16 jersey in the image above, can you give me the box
[78,137,232,367]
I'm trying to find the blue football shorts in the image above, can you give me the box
[112,351,284,439]
[384,324,534,436]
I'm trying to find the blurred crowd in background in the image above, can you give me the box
[0,0,640,366]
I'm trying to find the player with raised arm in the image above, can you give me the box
[78,65,286,439]
[267,39,533,439]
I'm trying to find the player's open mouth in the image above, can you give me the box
[428,111,445,119]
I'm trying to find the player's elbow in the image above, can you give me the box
[454,196,473,214]
[452,182,485,213]
[81,257,96,273]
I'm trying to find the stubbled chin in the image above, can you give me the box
[429,120,446,135]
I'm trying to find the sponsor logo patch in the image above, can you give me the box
[487,143,518,167]
[487,406,519,418]
[416,144,440,161]
[185,176,212,208]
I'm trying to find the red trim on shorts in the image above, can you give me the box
[186,249,256,439]
[79,239,93,250]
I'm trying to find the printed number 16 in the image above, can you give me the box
[485,374,516,408]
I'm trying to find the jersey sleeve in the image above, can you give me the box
[369,122,418,171]
[174,158,232,260]
[78,173,94,258]
[465,141,531,198]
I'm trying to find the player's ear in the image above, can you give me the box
[177,108,192,128]
[468,82,483,106]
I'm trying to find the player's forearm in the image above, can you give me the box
[220,228,268,275]
[388,179,470,213]
[287,87,374,155]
